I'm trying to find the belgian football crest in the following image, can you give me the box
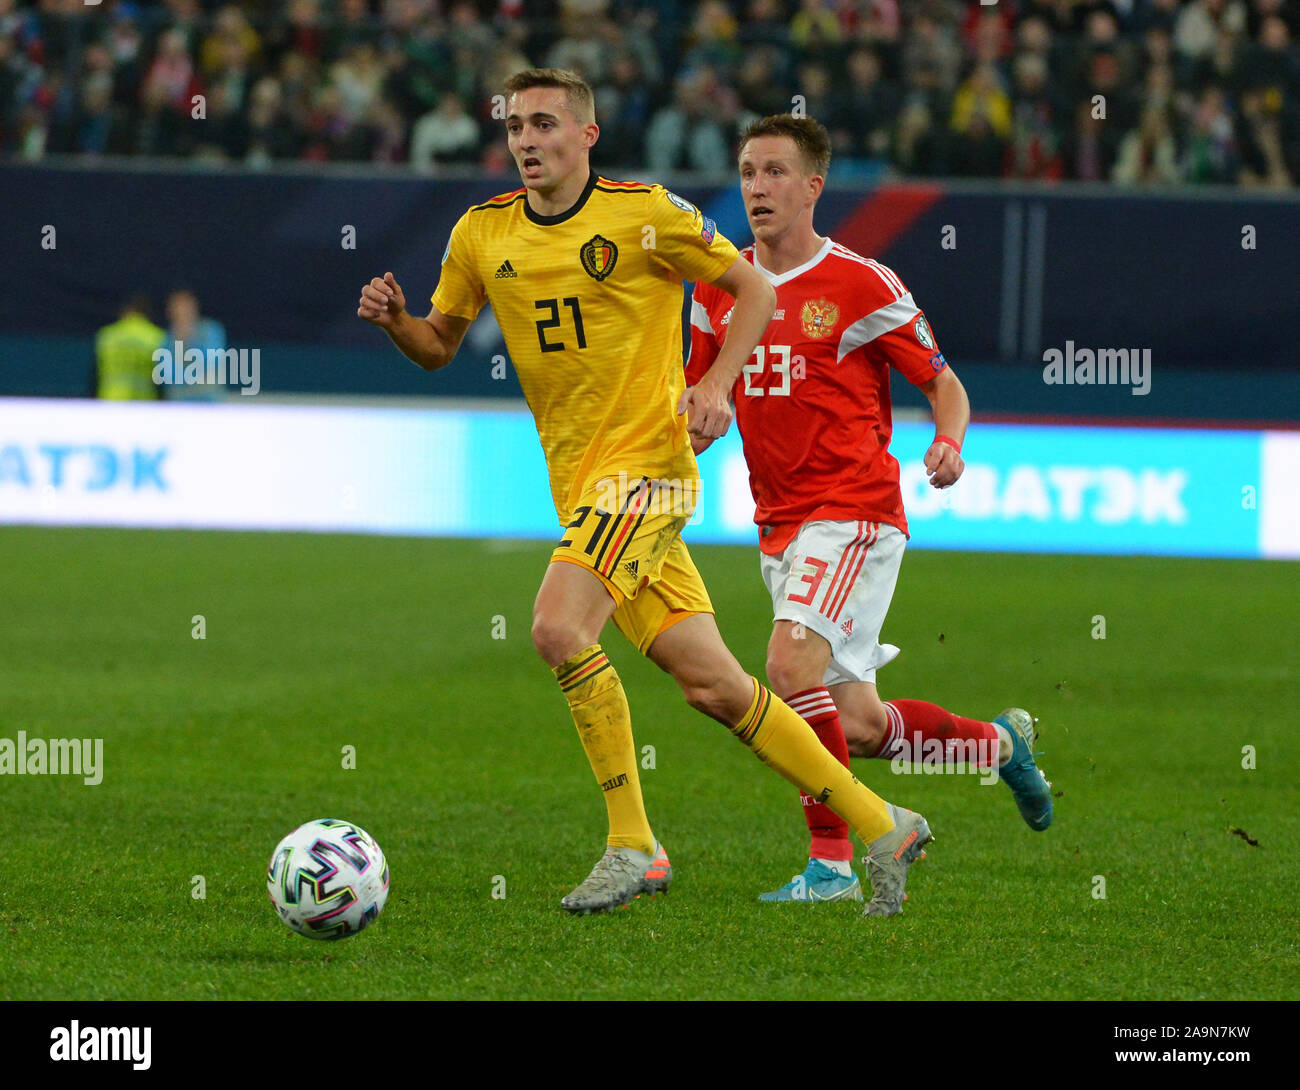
[580,234,618,282]
[800,298,840,339]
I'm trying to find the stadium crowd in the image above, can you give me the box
[1,0,1297,185]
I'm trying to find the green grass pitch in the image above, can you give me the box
[1,526,1295,1000]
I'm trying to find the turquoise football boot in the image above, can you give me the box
[759,858,863,902]
[995,708,1053,831]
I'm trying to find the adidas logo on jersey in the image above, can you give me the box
[840,617,854,636]
[721,306,783,326]
[494,259,517,279]
[623,559,639,578]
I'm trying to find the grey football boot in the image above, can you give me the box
[560,841,671,915]
[862,803,932,917]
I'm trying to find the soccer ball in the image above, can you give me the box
[266,818,390,939]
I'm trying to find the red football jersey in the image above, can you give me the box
[686,237,948,555]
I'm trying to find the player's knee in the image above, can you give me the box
[843,704,889,759]
[530,612,581,667]
[765,647,822,700]
[680,672,751,725]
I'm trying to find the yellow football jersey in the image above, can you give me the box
[431,172,739,523]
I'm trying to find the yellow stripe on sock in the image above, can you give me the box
[732,678,894,844]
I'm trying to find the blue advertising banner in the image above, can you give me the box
[1,400,1293,559]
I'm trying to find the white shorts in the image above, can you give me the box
[760,520,905,686]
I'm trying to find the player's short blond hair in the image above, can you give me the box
[739,115,832,178]
[504,68,596,124]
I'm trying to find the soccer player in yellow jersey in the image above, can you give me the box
[358,68,931,916]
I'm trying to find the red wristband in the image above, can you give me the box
[934,434,962,454]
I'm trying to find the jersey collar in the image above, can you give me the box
[523,169,598,226]
[751,235,835,288]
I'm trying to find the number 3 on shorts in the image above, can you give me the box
[787,557,829,605]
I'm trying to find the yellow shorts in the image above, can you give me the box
[550,476,714,655]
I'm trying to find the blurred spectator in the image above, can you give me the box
[270,0,326,64]
[331,43,383,127]
[245,76,299,165]
[594,51,653,167]
[735,46,792,119]
[1006,52,1066,179]
[547,4,616,85]
[894,97,947,175]
[790,0,842,54]
[410,92,480,170]
[199,6,261,78]
[739,0,789,53]
[192,81,248,160]
[1067,95,1125,182]
[963,5,1015,65]
[903,11,963,94]
[1182,84,1239,181]
[325,0,380,63]
[1112,103,1182,184]
[646,66,735,173]
[143,28,203,115]
[1175,0,1249,60]
[161,288,228,401]
[1236,85,1294,186]
[832,48,900,159]
[949,62,1012,160]
[682,0,743,77]
[793,60,835,127]
[95,294,164,401]
[367,97,407,163]
[846,0,903,54]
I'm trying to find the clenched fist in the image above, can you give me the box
[358,272,406,328]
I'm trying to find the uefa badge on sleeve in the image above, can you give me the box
[914,315,935,348]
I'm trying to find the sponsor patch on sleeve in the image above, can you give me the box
[929,351,947,372]
[701,216,716,244]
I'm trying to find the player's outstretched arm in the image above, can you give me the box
[918,366,969,488]
[678,257,775,440]
[357,271,470,372]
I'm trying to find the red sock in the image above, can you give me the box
[877,700,1000,768]
[786,688,853,861]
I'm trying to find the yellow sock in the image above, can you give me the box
[732,678,894,844]
[554,645,655,854]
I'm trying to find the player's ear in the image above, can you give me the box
[583,121,600,149]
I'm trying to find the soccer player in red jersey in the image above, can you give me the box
[687,115,1053,903]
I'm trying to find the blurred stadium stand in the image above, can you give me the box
[3,0,1299,421]
[3,1,1299,183]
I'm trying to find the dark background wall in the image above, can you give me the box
[3,163,1297,421]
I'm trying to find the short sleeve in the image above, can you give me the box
[864,309,949,387]
[430,211,486,321]
[684,281,722,385]
[647,186,739,286]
